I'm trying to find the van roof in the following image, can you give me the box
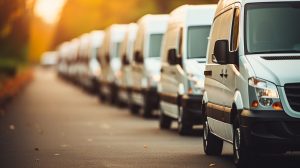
[138,14,169,24]
[217,0,300,13]
[169,4,216,26]
[137,14,169,33]
[126,23,138,41]
[216,0,299,14]
[89,30,104,48]
[106,24,128,42]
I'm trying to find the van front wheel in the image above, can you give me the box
[178,107,192,135]
[159,107,172,129]
[233,116,255,168]
[203,115,223,155]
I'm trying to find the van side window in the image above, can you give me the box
[178,28,183,58]
[207,8,234,63]
[178,28,183,66]
[231,8,240,51]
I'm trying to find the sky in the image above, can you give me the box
[34,0,67,24]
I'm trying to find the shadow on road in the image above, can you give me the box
[217,152,300,168]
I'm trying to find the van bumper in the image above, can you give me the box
[118,85,130,103]
[131,87,159,109]
[182,95,203,124]
[240,109,300,152]
[143,87,159,109]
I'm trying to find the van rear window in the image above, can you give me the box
[246,2,300,54]
[187,26,211,59]
[149,34,163,57]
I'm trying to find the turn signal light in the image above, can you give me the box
[188,88,193,94]
[272,102,283,111]
[251,100,259,108]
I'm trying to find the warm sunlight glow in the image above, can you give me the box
[34,0,66,24]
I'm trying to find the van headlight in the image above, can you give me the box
[249,77,279,106]
[147,74,160,87]
[187,73,204,95]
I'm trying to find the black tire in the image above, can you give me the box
[98,91,106,103]
[203,111,223,155]
[233,115,255,168]
[98,83,106,103]
[91,78,99,95]
[159,107,172,129]
[109,84,118,105]
[128,92,139,114]
[142,92,152,118]
[178,106,192,135]
[130,103,140,115]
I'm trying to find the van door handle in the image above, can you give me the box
[223,69,228,78]
[204,70,212,76]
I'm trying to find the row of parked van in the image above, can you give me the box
[56,0,300,167]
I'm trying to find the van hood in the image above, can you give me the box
[185,59,206,82]
[145,58,161,75]
[246,55,300,86]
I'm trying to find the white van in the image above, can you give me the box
[57,42,70,77]
[202,0,300,167]
[77,33,91,89]
[86,31,104,93]
[129,14,169,118]
[66,38,80,81]
[118,23,138,105]
[158,5,216,135]
[98,24,127,104]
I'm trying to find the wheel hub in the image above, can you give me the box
[203,120,208,148]
[234,128,241,162]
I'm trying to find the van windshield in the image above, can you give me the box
[149,34,163,57]
[246,2,300,54]
[112,42,121,58]
[187,26,211,59]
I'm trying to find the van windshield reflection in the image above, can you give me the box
[187,26,211,58]
[149,34,163,57]
[246,2,300,54]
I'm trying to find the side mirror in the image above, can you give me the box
[167,48,178,65]
[122,54,130,65]
[96,54,101,64]
[105,53,110,63]
[213,40,229,65]
[134,51,143,64]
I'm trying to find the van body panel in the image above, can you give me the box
[160,5,216,127]
[205,0,300,157]
[99,24,128,101]
[131,14,169,109]
[118,23,138,103]
[245,55,300,86]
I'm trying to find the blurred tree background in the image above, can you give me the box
[0,0,33,73]
[1,0,218,64]
[52,0,218,51]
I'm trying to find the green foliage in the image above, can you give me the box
[0,0,30,69]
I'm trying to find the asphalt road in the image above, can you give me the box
[1,68,300,168]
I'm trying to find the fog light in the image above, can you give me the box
[259,98,273,106]
[272,102,283,111]
[251,100,259,108]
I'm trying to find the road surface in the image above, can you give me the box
[0,68,299,168]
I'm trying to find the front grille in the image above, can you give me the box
[285,122,300,136]
[285,83,300,112]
